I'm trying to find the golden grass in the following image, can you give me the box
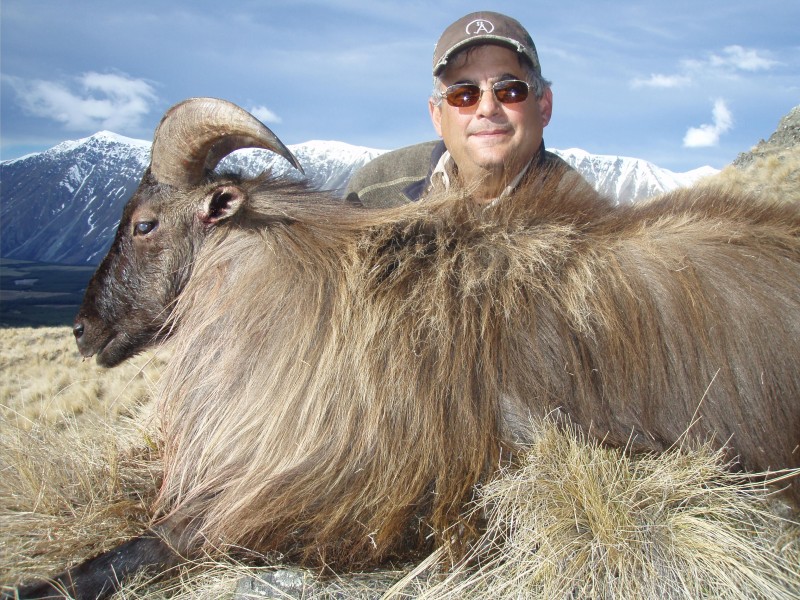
[698,146,800,203]
[409,422,800,599]
[0,327,166,588]
[0,413,161,583]
[0,326,167,427]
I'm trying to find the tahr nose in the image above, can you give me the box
[73,321,85,341]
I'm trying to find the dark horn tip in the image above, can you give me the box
[289,155,305,176]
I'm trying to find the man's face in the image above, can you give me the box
[429,44,553,193]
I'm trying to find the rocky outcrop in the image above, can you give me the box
[733,105,800,168]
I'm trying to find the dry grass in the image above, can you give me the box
[698,146,800,203]
[0,327,166,588]
[0,326,167,427]
[0,412,161,582]
[408,422,800,599]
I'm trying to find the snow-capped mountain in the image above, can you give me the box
[0,133,382,265]
[220,140,382,191]
[0,132,717,265]
[553,148,718,204]
[1,132,151,264]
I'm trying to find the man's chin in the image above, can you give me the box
[472,156,519,179]
[467,144,515,168]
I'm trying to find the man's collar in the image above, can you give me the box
[430,149,454,189]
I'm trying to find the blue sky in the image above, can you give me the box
[1,1,798,171]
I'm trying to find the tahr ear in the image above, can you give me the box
[200,185,246,225]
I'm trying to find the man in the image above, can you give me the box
[345,11,573,207]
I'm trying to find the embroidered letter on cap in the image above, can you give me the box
[466,19,494,35]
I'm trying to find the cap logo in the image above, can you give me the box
[466,19,495,36]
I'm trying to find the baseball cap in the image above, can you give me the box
[432,11,541,77]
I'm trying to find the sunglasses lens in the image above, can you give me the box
[442,80,530,107]
[445,84,481,107]
[494,80,529,104]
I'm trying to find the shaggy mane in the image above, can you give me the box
[155,165,800,568]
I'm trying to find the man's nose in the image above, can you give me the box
[475,87,501,117]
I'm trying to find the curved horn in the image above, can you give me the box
[150,97,304,187]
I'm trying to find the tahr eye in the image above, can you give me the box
[134,221,157,236]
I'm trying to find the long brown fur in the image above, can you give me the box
[153,165,800,569]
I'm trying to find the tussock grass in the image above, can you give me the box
[0,326,166,586]
[0,412,161,583]
[699,147,800,203]
[408,422,800,600]
[0,326,167,426]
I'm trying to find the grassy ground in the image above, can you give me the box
[0,326,166,426]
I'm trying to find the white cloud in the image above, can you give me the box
[708,45,778,72]
[249,105,282,124]
[631,73,691,89]
[632,45,778,90]
[6,71,157,133]
[683,99,733,148]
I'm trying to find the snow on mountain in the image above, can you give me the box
[1,133,152,264]
[0,132,717,265]
[219,140,384,192]
[553,148,718,204]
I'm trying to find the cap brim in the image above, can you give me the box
[433,36,538,76]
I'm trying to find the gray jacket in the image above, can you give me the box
[344,139,573,208]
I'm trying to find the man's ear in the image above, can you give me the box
[200,185,246,225]
[429,98,444,137]
[538,87,554,128]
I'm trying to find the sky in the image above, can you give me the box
[1,1,798,172]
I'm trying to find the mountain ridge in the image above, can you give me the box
[1,133,717,266]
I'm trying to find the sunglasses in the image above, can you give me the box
[439,79,530,108]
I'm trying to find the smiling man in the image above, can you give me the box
[346,11,573,207]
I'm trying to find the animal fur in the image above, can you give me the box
[149,165,800,570]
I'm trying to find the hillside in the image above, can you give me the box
[733,105,800,168]
[1,135,715,267]
[712,105,800,200]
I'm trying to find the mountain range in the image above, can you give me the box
[0,132,718,265]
